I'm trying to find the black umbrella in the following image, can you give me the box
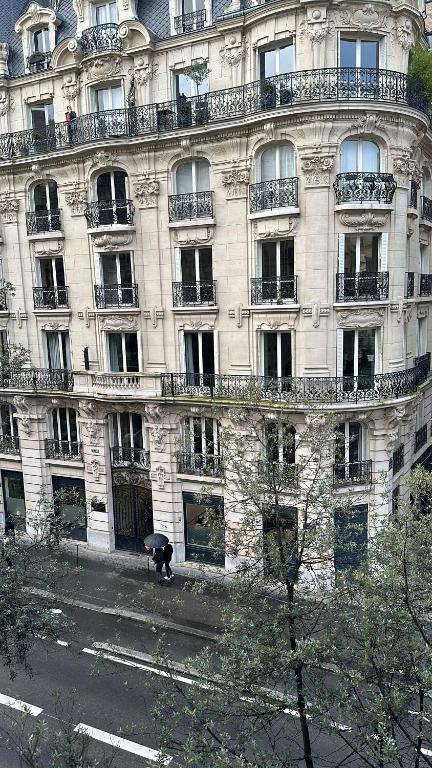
[144,533,169,549]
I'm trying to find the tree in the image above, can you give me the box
[409,45,432,104]
[150,408,432,767]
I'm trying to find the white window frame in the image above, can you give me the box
[257,41,295,78]
[174,160,210,195]
[97,251,134,285]
[28,102,54,130]
[92,83,124,113]
[336,421,366,463]
[183,415,220,456]
[44,330,71,370]
[340,138,381,173]
[0,404,18,438]
[31,181,58,214]
[338,36,382,68]
[109,411,146,449]
[93,170,129,203]
[36,256,64,289]
[261,331,293,377]
[338,233,386,273]
[417,317,427,357]
[257,144,295,183]
[51,407,79,444]
[93,1,118,25]
[104,331,141,373]
[338,328,380,377]
[257,239,294,278]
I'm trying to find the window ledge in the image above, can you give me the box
[177,472,224,485]
[249,303,300,312]
[172,305,219,315]
[333,300,389,309]
[335,203,393,212]
[45,459,85,468]
[168,218,215,229]
[88,224,136,235]
[33,309,71,317]
[248,207,299,220]
[95,307,141,314]
[27,231,64,242]
[0,453,21,462]
[407,207,418,219]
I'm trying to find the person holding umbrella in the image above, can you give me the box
[144,533,169,586]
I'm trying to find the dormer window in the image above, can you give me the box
[94,1,118,25]
[174,0,206,34]
[15,3,59,75]
[28,27,51,72]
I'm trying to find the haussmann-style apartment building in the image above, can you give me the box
[0,0,430,570]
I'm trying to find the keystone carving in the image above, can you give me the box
[143,306,164,328]
[300,154,334,186]
[222,162,249,199]
[0,193,19,224]
[84,57,122,83]
[352,114,383,133]
[65,183,87,216]
[89,150,118,169]
[338,212,388,231]
[92,232,133,251]
[133,173,160,208]
[336,308,385,328]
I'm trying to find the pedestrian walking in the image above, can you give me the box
[152,547,165,585]
[163,541,173,580]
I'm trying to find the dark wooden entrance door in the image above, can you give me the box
[113,471,153,552]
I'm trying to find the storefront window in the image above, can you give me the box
[52,476,87,541]
[2,470,25,532]
[183,492,224,565]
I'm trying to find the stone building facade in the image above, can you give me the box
[0,0,430,569]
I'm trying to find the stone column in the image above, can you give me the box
[148,417,184,562]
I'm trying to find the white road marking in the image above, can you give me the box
[0,692,43,716]
[74,723,172,764]
[49,609,63,614]
[56,640,69,647]
[82,648,211,689]
[422,748,432,757]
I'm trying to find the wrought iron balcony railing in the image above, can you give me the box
[26,209,61,235]
[161,354,430,404]
[85,199,134,228]
[336,272,389,302]
[94,284,139,309]
[421,195,432,222]
[45,439,82,461]
[27,52,52,73]
[33,286,69,309]
[178,451,223,478]
[80,23,122,56]
[111,446,150,469]
[405,271,415,298]
[0,69,429,161]
[172,281,216,306]
[0,289,7,311]
[257,460,298,485]
[249,177,298,213]
[251,276,298,304]
[174,9,206,32]
[0,369,74,392]
[0,434,20,455]
[333,172,397,205]
[168,191,213,221]
[420,273,432,296]
[414,424,428,453]
[392,445,404,475]
[333,459,372,487]
[410,180,419,209]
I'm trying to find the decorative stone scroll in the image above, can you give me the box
[336,308,385,328]
[0,193,19,224]
[338,212,389,231]
[300,154,334,187]
[222,163,249,199]
[253,218,297,239]
[92,232,133,251]
[133,173,160,209]
[173,227,214,247]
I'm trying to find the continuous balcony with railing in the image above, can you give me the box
[33,286,69,310]
[27,52,52,73]
[333,459,372,487]
[0,69,428,161]
[392,445,405,475]
[414,424,428,453]
[45,439,82,461]
[405,271,415,298]
[172,281,216,306]
[111,446,150,469]
[336,272,389,302]
[0,369,73,392]
[162,353,430,405]
[79,24,122,56]
[174,9,206,32]
[422,195,432,222]
[420,274,432,297]
[333,172,397,205]
[94,284,139,309]
[251,276,298,304]
[168,191,213,222]
[249,177,298,213]
[84,199,134,228]
[0,435,20,455]
[26,209,61,235]
[178,451,223,478]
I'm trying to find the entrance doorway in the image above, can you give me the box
[112,468,153,552]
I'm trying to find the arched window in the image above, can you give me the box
[258,144,295,182]
[181,415,222,476]
[48,407,80,459]
[109,412,149,467]
[0,404,19,453]
[91,170,131,226]
[341,138,380,173]
[334,421,369,485]
[175,159,210,194]
[30,181,60,233]
[265,422,295,465]
[171,160,212,220]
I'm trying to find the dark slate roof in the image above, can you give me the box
[1,0,228,78]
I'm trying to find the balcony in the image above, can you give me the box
[249,178,298,214]
[85,199,134,229]
[0,369,73,392]
[27,52,52,73]
[405,271,415,299]
[257,460,298,485]
[178,451,223,478]
[80,24,122,56]
[172,281,216,307]
[161,354,430,405]
[420,273,432,297]
[0,435,20,456]
[392,445,404,475]
[174,9,206,32]
[45,439,82,461]
[26,209,61,235]
[336,272,389,302]
[111,446,150,469]
[333,460,372,487]
[251,277,298,305]
[33,286,69,310]
[414,424,428,453]
[168,191,213,222]
[94,284,139,309]
[0,289,7,311]
[421,195,432,222]
[333,172,397,205]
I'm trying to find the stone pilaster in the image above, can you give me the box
[79,415,114,552]
[14,397,52,537]
[148,421,184,562]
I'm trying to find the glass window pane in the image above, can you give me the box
[119,252,132,284]
[362,141,380,172]
[358,330,375,377]
[263,332,278,377]
[176,73,192,98]
[280,333,292,378]
[69,411,78,443]
[97,172,112,201]
[344,235,357,273]
[185,333,199,374]
[280,240,294,277]
[340,39,356,68]
[341,140,358,172]
[279,145,295,178]
[132,413,143,448]
[361,40,378,69]
[125,333,139,372]
[196,160,210,192]
[343,330,355,377]
[201,332,214,375]
[261,242,277,277]
[359,235,379,272]
[260,148,276,181]
[34,184,48,211]
[262,49,276,79]
[181,249,196,281]
[48,182,58,209]
[176,163,193,194]
[113,171,127,199]
[279,44,294,75]
[108,333,123,372]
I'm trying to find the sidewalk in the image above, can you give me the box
[30,542,230,641]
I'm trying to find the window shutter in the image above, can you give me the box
[338,234,345,273]
[379,233,388,272]
[336,329,344,377]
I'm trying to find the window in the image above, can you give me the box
[29,103,54,131]
[343,234,379,274]
[177,247,214,304]
[109,412,147,465]
[258,145,295,182]
[259,43,294,79]
[262,332,292,378]
[184,331,215,380]
[2,470,25,533]
[0,329,8,357]
[36,256,67,308]
[94,1,118,24]
[341,329,376,379]
[340,38,379,68]
[263,505,297,579]
[52,476,86,542]
[50,408,79,459]
[32,27,50,53]
[94,170,129,226]
[417,317,427,357]
[334,421,365,484]
[107,332,139,372]
[98,251,134,306]
[175,159,210,194]
[94,84,123,112]
[341,139,380,173]
[181,416,221,475]
[175,71,208,99]
[32,181,60,232]
[44,330,71,370]
[258,240,294,302]
[265,422,295,465]
[183,491,224,566]
[175,0,206,32]
[0,404,18,440]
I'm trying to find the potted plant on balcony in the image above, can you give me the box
[28,51,47,70]
[183,62,211,125]
[260,81,277,110]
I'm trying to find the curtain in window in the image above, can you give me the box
[196,161,210,192]
[108,333,123,372]
[46,332,61,370]
[176,164,193,194]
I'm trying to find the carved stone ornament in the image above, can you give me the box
[84,57,122,83]
[40,321,69,331]
[228,304,250,328]
[65,183,87,216]
[89,150,118,169]
[90,459,101,482]
[0,89,13,117]
[98,314,138,331]
[174,227,214,247]
[352,114,383,133]
[419,225,431,246]
[150,426,168,453]
[62,77,81,102]
[302,302,330,327]
[0,193,19,224]
[143,306,164,328]
[133,173,160,208]
[0,44,9,78]
[336,308,385,328]
[392,154,421,183]
[151,465,167,490]
[73,0,84,21]
[300,154,334,186]
[256,315,298,330]
[391,19,415,51]
[338,212,388,231]
[338,5,389,30]
[81,422,103,446]
[220,36,248,66]
[300,18,335,44]
[132,59,159,85]
[145,403,162,423]
[417,306,429,320]
[253,219,297,239]
[222,162,250,199]
[78,400,98,419]
[32,240,63,258]
[13,395,31,434]
[92,232,133,251]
